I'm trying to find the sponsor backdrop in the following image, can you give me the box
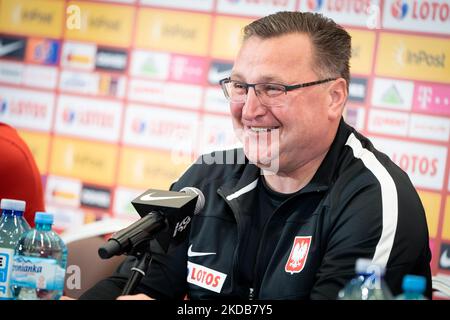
[0,0,449,296]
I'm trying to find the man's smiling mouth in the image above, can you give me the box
[248,126,280,133]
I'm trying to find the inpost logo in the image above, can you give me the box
[376,33,450,83]
[307,0,324,11]
[404,48,445,69]
[21,7,53,25]
[392,38,446,70]
[391,0,408,19]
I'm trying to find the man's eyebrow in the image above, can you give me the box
[229,73,286,83]
[259,75,286,83]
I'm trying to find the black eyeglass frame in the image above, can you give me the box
[219,77,337,101]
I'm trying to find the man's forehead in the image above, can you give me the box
[232,34,313,82]
[238,33,312,55]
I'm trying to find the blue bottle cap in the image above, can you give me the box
[1,198,26,212]
[34,212,54,225]
[402,275,426,293]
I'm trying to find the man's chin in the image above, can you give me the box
[245,152,280,174]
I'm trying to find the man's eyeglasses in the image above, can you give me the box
[219,77,336,107]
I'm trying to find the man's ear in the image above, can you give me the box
[327,78,348,121]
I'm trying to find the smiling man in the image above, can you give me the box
[224,31,346,193]
[80,11,432,300]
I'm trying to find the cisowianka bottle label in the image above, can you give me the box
[10,256,65,291]
[0,248,15,299]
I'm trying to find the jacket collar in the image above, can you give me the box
[302,118,352,192]
[217,149,260,202]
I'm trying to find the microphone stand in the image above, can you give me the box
[121,243,153,296]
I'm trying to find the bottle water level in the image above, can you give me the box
[11,212,67,300]
[0,199,30,300]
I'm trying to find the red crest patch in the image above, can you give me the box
[285,236,312,274]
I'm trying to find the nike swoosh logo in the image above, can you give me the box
[440,249,450,268]
[187,244,216,257]
[140,192,191,202]
[0,41,24,57]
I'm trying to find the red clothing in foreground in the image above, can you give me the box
[0,122,45,226]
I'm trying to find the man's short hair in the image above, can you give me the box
[243,11,351,91]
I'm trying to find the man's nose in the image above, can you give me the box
[242,87,267,120]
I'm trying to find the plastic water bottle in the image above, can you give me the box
[396,275,427,300]
[338,259,372,300]
[338,258,393,300]
[0,199,30,299]
[10,212,67,300]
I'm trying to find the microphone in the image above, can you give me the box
[98,187,205,259]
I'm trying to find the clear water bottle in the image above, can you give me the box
[396,275,427,300]
[338,258,393,300]
[10,212,67,300]
[0,199,30,300]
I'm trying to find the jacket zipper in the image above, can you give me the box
[250,195,300,298]
[251,189,329,298]
[232,213,244,294]
[218,188,244,297]
[251,209,273,299]
[248,287,254,300]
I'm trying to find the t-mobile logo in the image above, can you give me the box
[417,86,432,109]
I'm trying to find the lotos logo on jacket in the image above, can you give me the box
[285,236,312,274]
[391,0,409,19]
[187,261,227,293]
